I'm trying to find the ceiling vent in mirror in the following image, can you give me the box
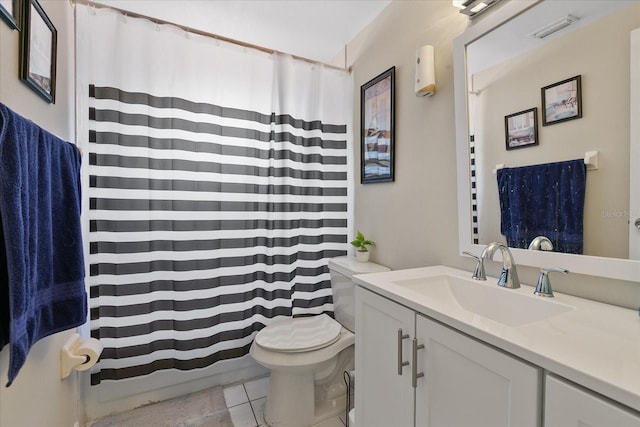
[452,0,502,19]
[530,15,579,39]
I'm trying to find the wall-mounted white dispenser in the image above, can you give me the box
[415,45,436,97]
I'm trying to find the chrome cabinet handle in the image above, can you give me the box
[412,338,425,388]
[397,329,410,375]
[635,218,640,229]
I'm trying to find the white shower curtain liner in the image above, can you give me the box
[76,4,353,387]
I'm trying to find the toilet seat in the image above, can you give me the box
[255,314,342,353]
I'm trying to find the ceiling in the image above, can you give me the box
[93,0,392,65]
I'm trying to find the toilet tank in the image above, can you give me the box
[328,256,390,332]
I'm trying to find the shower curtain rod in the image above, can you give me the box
[72,0,349,72]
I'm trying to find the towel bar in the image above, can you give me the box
[493,151,598,174]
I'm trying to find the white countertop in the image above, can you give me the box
[352,265,640,413]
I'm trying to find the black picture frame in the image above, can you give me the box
[541,75,582,126]
[19,0,56,103]
[0,0,19,30]
[361,66,395,183]
[505,107,538,150]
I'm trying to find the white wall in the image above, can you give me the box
[348,0,469,270]
[347,1,640,310]
[0,2,81,427]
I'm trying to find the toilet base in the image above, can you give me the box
[261,347,354,427]
[264,371,344,427]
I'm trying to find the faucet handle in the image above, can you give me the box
[462,251,479,260]
[462,251,486,281]
[534,267,569,297]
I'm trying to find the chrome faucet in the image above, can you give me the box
[480,242,520,289]
[528,236,553,251]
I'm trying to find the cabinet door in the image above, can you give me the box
[355,287,415,427]
[414,314,541,427]
[545,374,640,427]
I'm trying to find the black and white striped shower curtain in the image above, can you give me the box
[77,6,352,385]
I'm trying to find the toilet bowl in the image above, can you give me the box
[249,256,389,427]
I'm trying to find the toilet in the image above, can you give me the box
[250,256,389,427]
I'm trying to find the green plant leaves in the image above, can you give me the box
[350,230,375,251]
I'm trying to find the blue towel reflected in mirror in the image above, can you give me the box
[497,159,586,254]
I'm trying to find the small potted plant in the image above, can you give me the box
[351,231,376,263]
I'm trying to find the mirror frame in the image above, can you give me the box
[454,0,640,282]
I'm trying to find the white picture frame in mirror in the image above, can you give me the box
[453,0,640,282]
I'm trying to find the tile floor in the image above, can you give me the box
[223,376,347,427]
[89,385,233,427]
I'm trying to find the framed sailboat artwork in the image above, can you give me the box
[360,66,395,183]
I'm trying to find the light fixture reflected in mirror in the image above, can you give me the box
[452,0,502,18]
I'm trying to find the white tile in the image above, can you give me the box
[313,416,345,427]
[224,384,248,408]
[244,376,270,401]
[228,402,257,427]
[250,397,266,426]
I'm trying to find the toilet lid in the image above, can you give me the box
[255,314,342,352]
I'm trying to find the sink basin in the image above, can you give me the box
[393,275,574,326]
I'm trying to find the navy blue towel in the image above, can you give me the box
[497,159,586,254]
[0,104,86,386]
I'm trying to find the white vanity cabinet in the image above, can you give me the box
[544,375,640,427]
[355,286,541,427]
[414,313,540,427]
[354,286,414,427]
[353,265,640,426]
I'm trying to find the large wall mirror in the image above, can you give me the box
[454,0,640,281]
